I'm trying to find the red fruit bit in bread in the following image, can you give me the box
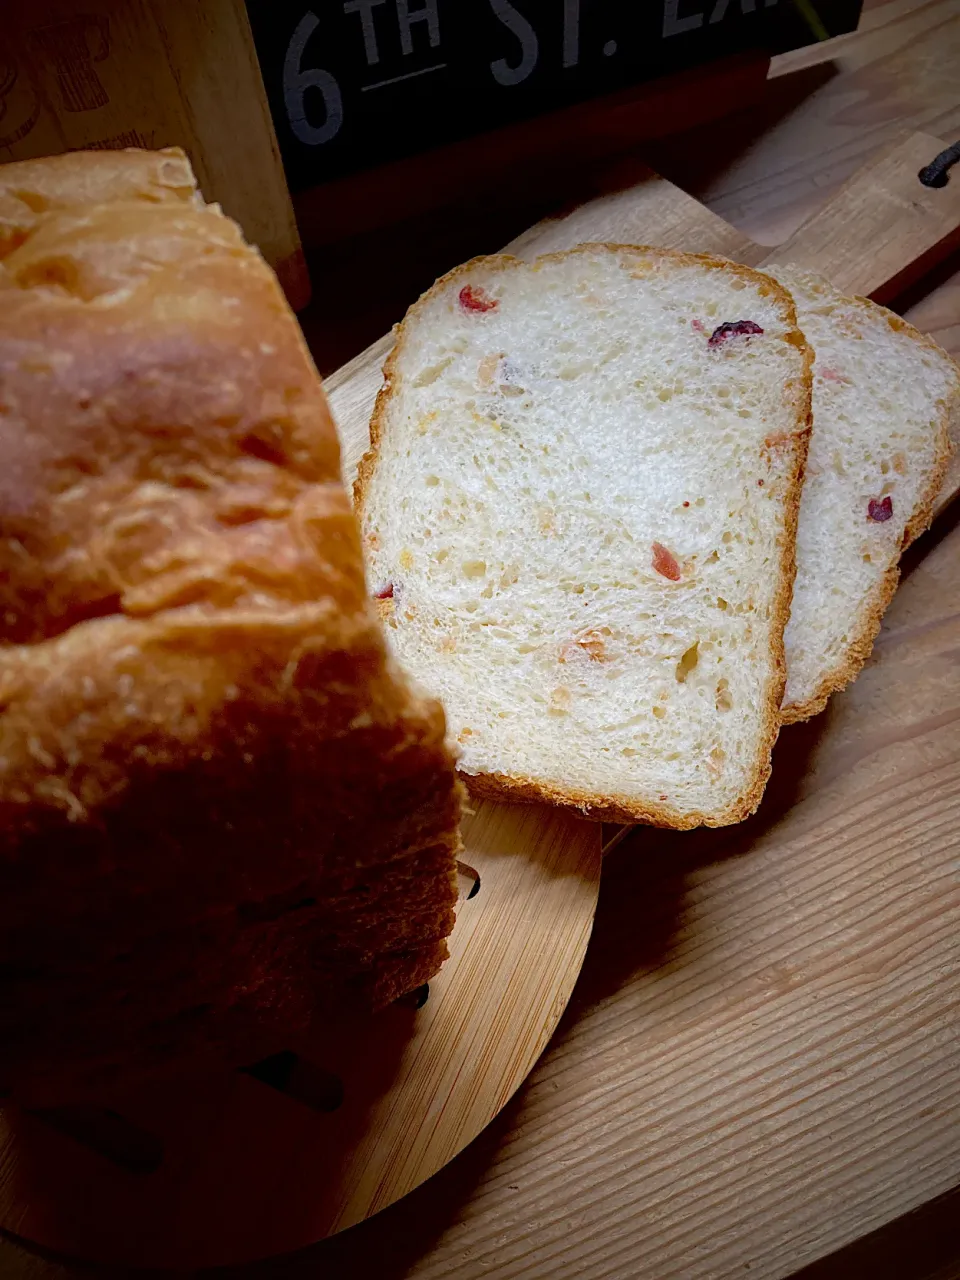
[691,318,707,335]
[459,285,498,313]
[559,629,610,663]
[373,582,395,599]
[652,542,682,581]
[820,366,849,384]
[763,431,792,450]
[708,320,763,348]
[867,496,894,522]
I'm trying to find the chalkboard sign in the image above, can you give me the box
[246,1,863,195]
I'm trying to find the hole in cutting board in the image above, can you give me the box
[396,982,431,1010]
[29,1106,164,1174]
[241,1051,344,1113]
[457,861,481,900]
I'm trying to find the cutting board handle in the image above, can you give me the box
[759,131,960,304]
[918,138,960,190]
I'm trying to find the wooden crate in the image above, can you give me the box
[0,0,310,307]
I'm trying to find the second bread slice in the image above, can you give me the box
[357,245,812,826]
[766,264,959,722]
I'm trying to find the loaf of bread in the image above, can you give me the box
[766,264,960,721]
[357,246,812,826]
[0,149,462,1103]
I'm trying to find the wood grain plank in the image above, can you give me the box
[793,1185,960,1280]
[761,131,960,303]
[645,0,960,250]
[506,162,759,264]
[904,270,960,362]
[903,270,960,517]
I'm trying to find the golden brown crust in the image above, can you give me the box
[0,149,461,1096]
[0,147,199,258]
[357,244,813,828]
[780,292,959,725]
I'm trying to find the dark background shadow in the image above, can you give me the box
[298,61,843,375]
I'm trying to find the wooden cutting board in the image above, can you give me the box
[0,129,958,1270]
[328,126,960,839]
[0,802,600,1267]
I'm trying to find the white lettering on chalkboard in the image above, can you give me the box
[562,0,580,68]
[396,0,440,56]
[663,0,703,36]
[284,12,344,145]
[665,0,771,33]
[343,0,388,65]
[489,0,539,85]
[710,0,755,20]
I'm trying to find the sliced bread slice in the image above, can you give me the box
[765,264,959,723]
[356,245,812,826]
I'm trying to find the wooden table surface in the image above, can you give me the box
[3,2,960,1278]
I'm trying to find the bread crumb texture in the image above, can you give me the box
[767,264,959,722]
[358,245,812,827]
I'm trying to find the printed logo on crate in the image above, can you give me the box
[246,1,862,193]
